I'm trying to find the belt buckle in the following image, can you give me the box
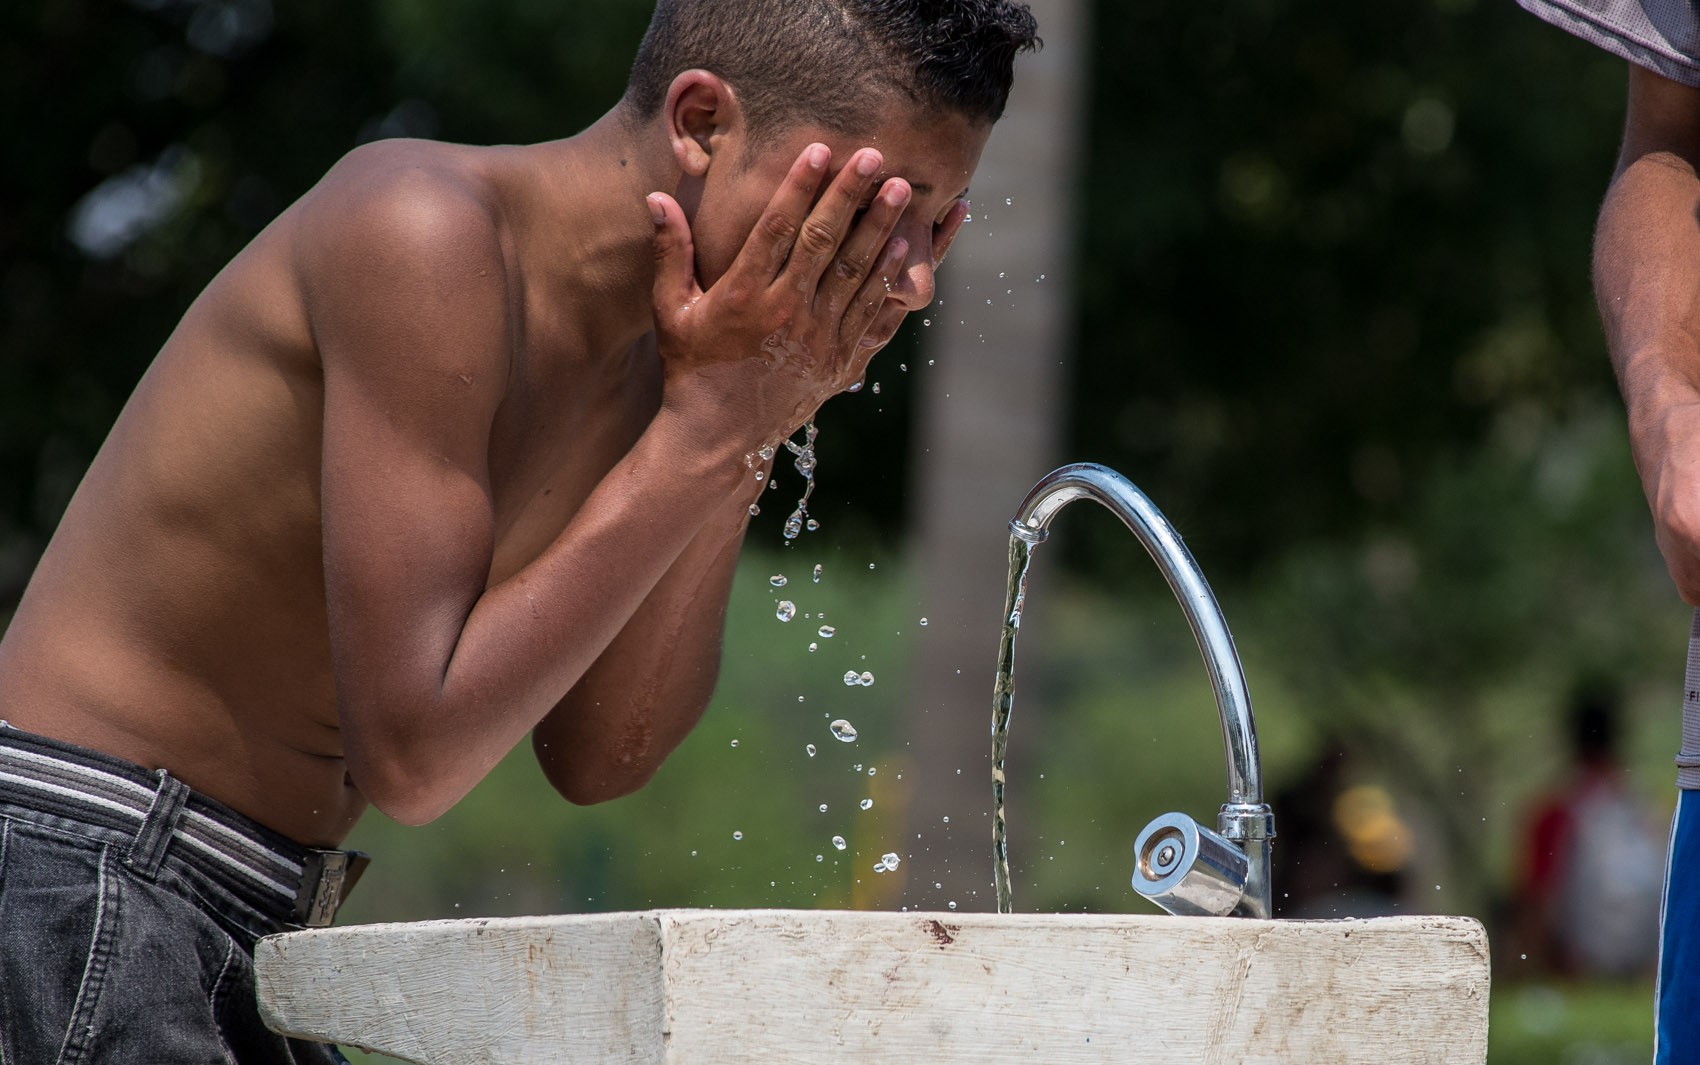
[292,849,371,928]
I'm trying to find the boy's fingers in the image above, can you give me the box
[818,178,910,318]
[724,144,832,285]
[648,193,701,314]
[839,236,908,361]
[780,147,884,289]
[932,198,971,267]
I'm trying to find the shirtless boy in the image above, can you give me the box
[0,1,1039,1059]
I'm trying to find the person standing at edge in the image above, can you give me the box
[1518,1,1700,1058]
[0,1,1040,1060]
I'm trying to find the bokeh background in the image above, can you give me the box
[1,0,1685,1060]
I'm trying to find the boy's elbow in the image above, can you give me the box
[345,743,463,826]
[541,753,660,806]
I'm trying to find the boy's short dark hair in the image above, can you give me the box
[625,0,1040,139]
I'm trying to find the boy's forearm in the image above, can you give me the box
[532,493,751,803]
[335,403,763,822]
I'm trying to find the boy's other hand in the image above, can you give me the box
[647,144,912,451]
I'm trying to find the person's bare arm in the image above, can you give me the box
[300,143,911,824]
[1596,66,1700,602]
[535,192,972,804]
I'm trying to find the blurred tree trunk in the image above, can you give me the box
[897,0,1089,913]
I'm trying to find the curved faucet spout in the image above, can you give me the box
[1010,462,1274,918]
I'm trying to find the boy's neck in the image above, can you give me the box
[510,108,679,359]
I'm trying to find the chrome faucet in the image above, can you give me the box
[1009,462,1275,919]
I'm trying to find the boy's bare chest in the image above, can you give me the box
[482,336,662,585]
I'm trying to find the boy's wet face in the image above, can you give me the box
[690,104,991,349]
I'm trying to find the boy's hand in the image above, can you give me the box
[647,144,912,450]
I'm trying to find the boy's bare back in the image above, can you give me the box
[0,98,984,847]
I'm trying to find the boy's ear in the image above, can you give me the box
[665,70,742,178]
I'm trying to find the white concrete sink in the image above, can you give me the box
[255,909,1489,1063]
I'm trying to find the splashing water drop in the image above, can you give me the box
[871,382,881,395]
[859,671,875,686]
[732,831,743,841]
[748,503,760,516]
[818,625,836,638]
[729,739,739,748]
[805,743,817,757]
[757,444,776,462]
[812,564,823,583]
[780,422,820,543]
[922,318,931,327]
[818,804,828,813]
[859,798,874,810]
[919,617,929,626]
[942,816,950,823]
[867,767,877,776]
[847,381,863,393]
[881,852,901,870]
[775,601,796,622]
[843,671,862,687]
[769,574,788,588]
[806,519,820,531]
[948,901,958,911]
[830,719,859,742]
[808,642,818,653]
[832,835,848,851]
[816,854,825,862]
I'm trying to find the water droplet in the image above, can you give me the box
[783,511,804,539]
[1520,953,1528,960]
[775,600,796,622]
[805,743,817,757]
[812,564,823,582]
[818,625,836,638]
[729,739,739,748]
[899,363,907,371]
[769,574,788,588]
[690,850,698,857]
[818,803,828,813]
[871,382,881,395]
[922,318,931,327]
[948,901,958,911]
[816,854,825,862]
[867,767,877,776]
[806,519,819,531]
[797,695,806,703]
[843,671,862,687]
[868,562,876,570]
[859,798,874,810]
[769,478,778,490]
[998,271,1006,278]
[847,380,863,393]
[859,671,875,687]
[757,444,776,462]
[881,852,901,870]
[808,642,818,653]
[942,816,950,823]
[830,719,859,742]
[918,617,928,626]
[732,831,743,840]
[832,835,848,851]
[748,503,761,516]
[1004,197,1012,206]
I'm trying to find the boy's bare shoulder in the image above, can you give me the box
[285,140,517,376]
[291,140,513,310]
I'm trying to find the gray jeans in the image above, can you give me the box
[0,726,348,1064]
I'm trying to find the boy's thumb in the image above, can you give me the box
[647,193,696,311]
